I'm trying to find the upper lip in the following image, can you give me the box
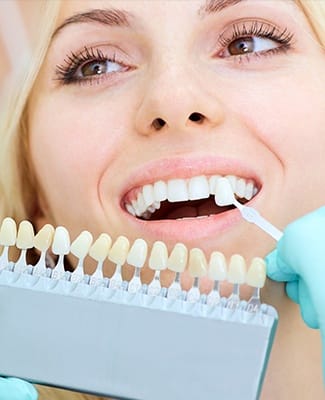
[120,154,261,203]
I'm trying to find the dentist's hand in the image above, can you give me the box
[0,377,38,400]
[266,206,325,381]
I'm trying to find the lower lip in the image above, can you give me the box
[124,208,243,242]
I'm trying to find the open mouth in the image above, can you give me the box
[123,175,259,221]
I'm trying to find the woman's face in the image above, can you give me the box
[28,0,325,288]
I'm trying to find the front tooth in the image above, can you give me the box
[188,175,210,200]
[167,243,188,273]
[153,180,167,202]
[167,179,188,202]
[127,238,148,268]
[227,254,246,284]
[34,224,55,252]
[189,248,207,278]
[16,221,34,249]
[246,257,266,288]
[0,217,17,246]
[89,233,112,262]
[209,175,220,194]
[149,241,168,270]
[52,226,70,255]
[70,231,93,260]
[235,178,246,198]
[208,251,227,281]
[142,185,154,207]
[108,235,130,265]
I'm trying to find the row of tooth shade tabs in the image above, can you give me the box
[0,218,266,309]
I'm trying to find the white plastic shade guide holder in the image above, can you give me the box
[0,269,278,400]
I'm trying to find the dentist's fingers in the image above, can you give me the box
[265,249,298,282]
[285,280,299,303]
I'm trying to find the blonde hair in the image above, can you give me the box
[0,0,324,225]
[0,1,61,223]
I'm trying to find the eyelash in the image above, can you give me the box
[55,21,294,86]
[217,20,294,61]
[55,46,127,85]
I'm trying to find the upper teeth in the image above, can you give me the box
[125,175,258,219]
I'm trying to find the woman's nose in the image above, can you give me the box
[134,67,225,135]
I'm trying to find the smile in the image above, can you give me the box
[123,175,259,220]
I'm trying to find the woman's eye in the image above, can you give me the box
[221,36,281,57]
[77,59,123,78]
[216,21,294,61]
[55,47,131,85]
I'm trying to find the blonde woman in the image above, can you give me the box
[1,0,325,399]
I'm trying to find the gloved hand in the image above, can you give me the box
[0,377,38,400]
[266,206,325,381]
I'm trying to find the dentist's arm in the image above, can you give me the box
[266,206,325,381]
[0,377,38,399]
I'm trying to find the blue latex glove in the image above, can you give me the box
[266,206,325,381]
[0,377,38,400]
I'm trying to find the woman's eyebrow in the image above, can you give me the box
[52,8,134,38]
[199,0,294,15]
[198,0,246,16]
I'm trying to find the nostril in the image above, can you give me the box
[189,112,205,123]
[151,118,166,131]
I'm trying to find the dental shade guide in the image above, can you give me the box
[0,217,278,400]
[215,177,283,241]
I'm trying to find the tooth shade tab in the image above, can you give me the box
[208,251,227,281]
[108,236,130,265]
[0,217,269,311]
[51,227,70,280]
[246,257,266,288]
[34,224,54,252]
[52,227,70,255]
[167,243,188,273]
[228,254,247,284]
[16,221,34,250]
[70,231,93,260]
[89,233,112,262]
[0,217,17,246]
[149,241,168,271]
[189,248,207,278]
[214,177,235,207]
[127,238,148,268]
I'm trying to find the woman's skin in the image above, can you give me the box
[28,1,325,398]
